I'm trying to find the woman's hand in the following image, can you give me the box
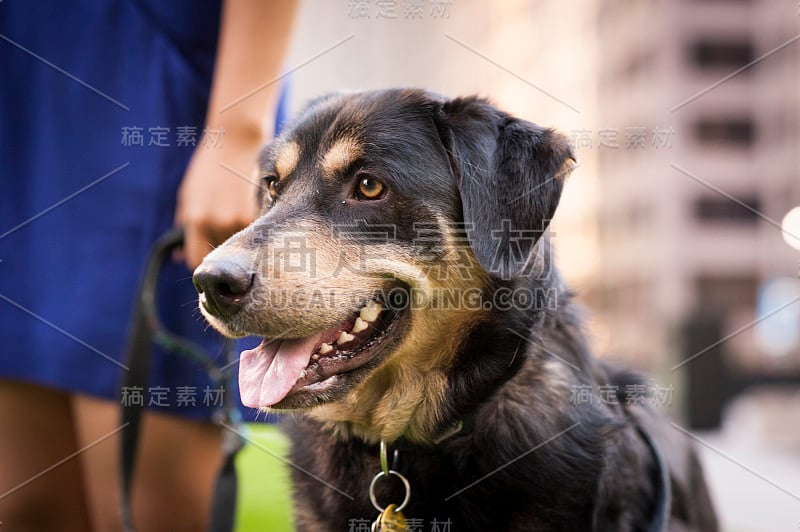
[174,128,262,269]
[172,0,297,270]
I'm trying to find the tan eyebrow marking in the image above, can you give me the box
[320,137,362,178]
[274,141,300,179]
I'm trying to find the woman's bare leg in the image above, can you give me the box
[72,394,223,532]
[0,380,90,532]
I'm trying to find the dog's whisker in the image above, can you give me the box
[179,298,199,309]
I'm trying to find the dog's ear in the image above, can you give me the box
[435,97,577,280]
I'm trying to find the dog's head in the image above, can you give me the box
[194,89,575,438]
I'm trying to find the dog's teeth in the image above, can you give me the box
[359,301,382,323]
[351,317,368,333]
[311,353,320,360]
[337,331,355,345]
[319,343,333,355]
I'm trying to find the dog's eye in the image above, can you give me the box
[356,176,385,200]
[262,175,279,201]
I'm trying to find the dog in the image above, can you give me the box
[193,88,718,531]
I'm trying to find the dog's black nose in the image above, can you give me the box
[193,260,254,317]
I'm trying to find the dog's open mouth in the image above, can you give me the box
[238,290,407,408]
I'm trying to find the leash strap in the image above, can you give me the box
[120,228,242,532]
[119,291,151,531]
[208,341,244,532]
[120,229,182,531]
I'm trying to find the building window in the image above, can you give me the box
[694,195,761,223]
[693,118,756,147]
[689,39,754,70]
[695,275,758,311]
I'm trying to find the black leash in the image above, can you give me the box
[120,228,243,532]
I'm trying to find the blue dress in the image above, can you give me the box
[0,0,286,420]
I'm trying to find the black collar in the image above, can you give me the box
[384,407,671,532]
[389,410,477,453]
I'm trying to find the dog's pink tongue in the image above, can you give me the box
[239,333,321,407]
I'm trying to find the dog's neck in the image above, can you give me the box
[307,307,486,443]
[307,273,590,445]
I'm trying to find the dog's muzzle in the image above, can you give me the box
[193,259,254,318]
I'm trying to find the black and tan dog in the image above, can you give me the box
[193,89,717,531]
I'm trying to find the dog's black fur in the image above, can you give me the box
[195,89,718,531]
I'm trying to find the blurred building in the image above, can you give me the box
[584,0,800,387]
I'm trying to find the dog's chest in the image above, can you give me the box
[287,432,595,532]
